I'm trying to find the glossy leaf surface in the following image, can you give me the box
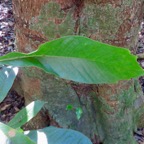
[0,66,18,102]
[0,122,35,144]
[25,126,92,144]
[0,36,143,84]
[7,100,45,128]
[1,125,92,144]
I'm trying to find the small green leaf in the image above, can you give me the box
[76,107,83,120]
[0,66,18,102]
[25,126,92,144]
[7,100,45,128]
[0,122,35,144]
[66,104,73,110]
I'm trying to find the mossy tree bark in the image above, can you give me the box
[12,0,144,143]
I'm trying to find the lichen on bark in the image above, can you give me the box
[93,80,138,144]
[30,2,76,40]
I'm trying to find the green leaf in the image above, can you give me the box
[25,126,92,144]
[66,104,73,110]
[76,107,83,120]
[1,126,92,144]
[0,122,35,144]
[0,36,143,84]
[7,100,45,128]
[0,66,18,102]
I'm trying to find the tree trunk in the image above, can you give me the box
[12,0,144,143]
